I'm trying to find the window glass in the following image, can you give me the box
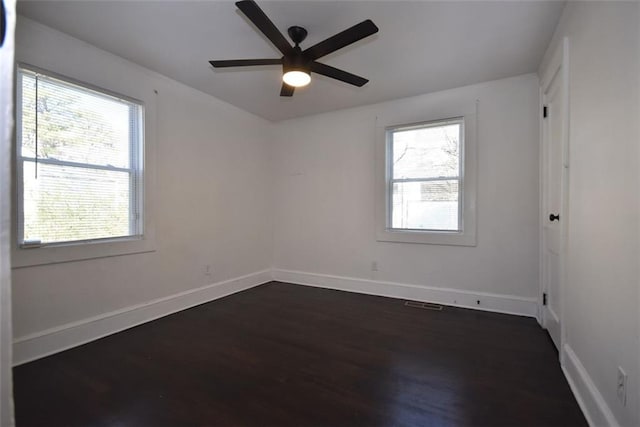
[392,123,460,180]
[392,180,459,231]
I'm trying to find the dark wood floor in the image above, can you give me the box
[14,281,586,427]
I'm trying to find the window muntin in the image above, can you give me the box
[17,67,144,246]
[387,118,463,232]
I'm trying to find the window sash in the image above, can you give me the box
[16,66,144,247]
[386,118,464,232]
[17,159,142,247]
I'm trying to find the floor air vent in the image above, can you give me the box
[404,301,443,311]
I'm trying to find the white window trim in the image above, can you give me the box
[12,63,157,267]
[375,100,478,246]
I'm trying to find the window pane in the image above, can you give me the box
[21,72,134,168]
[22,161,132,244]
[392,180,459,231]
[20,74,37,158]
[392,123,460,179]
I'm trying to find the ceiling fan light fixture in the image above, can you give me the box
[283,70,311,87]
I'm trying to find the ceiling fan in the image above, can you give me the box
[209,0,379,97]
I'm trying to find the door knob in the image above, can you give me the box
[549,213,560,222]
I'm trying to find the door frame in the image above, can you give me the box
[539,37,570,360]
[0,0,16,424]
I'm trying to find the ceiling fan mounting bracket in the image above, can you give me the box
[287,26,308,46]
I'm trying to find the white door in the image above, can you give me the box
[541,38,568,351]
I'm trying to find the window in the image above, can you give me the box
[376,107,477,246]
[16,66,146,255]
[388,118,463,232]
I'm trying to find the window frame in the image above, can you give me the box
[12,63,156,267]
[375,101,477,246]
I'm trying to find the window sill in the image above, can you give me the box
[11,235,156,268]
[376,228,476,246]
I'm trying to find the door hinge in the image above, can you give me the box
[543,106,548,118]
[543,293,547,306]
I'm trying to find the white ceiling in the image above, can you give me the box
[17,0,564,122]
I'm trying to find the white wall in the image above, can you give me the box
[272,74,540,312]
[539,2,640,426]
[11,18,273,359]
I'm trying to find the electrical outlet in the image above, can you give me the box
[371,261,378,272]
[617,366,627,406]
[204,264,212,277]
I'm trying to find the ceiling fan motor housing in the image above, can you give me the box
[283,48,311,74]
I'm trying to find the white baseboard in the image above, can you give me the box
[272,269,537,317]
[562,344,620,427]
[13,269,272,366]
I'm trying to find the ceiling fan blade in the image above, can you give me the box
[280,82,295,97]
[310,62,369,87]
[209,59,282,68]
[236,0,293,56]
[303,20,378,61]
